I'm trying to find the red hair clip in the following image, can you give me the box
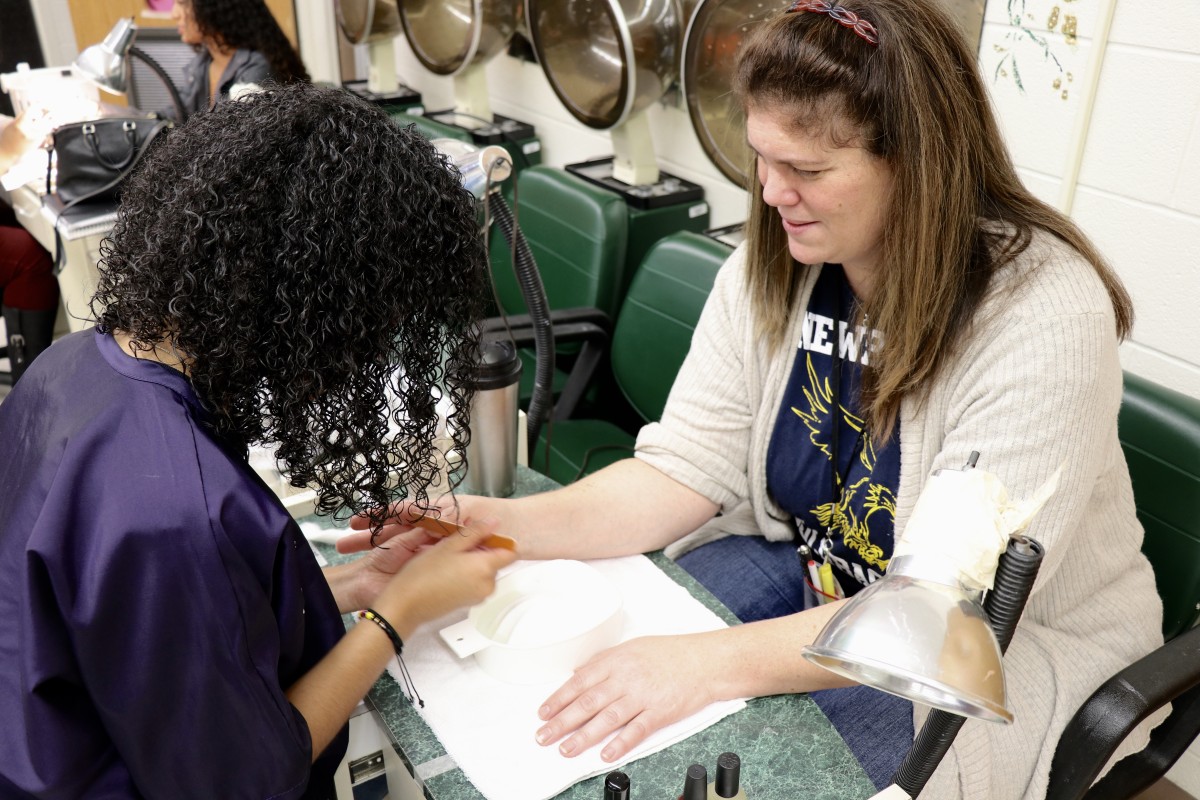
[786,0,880,46]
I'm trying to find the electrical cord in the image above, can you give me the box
[569,444,636,484]
[479,157,555,457]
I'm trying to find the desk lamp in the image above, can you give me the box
[803,455,1054,798]
[73,17,188,123]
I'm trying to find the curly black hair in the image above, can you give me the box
[92,82,488,535]
[186,0,309,83]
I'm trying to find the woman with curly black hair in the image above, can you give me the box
[166,0,309,119]
[0,83,516,798]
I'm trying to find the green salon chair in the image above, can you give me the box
[1045,372,1200,799]
[484,165,631,405]
[524,231,733,484]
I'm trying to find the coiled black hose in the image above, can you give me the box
[490,194,554,454]
[892,536,1046,797]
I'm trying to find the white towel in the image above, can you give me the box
[383,554,747,800]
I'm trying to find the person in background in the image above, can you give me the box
[166,0,309,119]
[0,107,58,383]
[0,83,516,798]
[338,0,1164,797]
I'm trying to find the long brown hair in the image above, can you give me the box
[734,0,1131,440]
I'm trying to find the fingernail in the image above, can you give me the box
[538,705,550,719]
[559,741,576,756]
[600,747,615,762]
[535,728,549,745]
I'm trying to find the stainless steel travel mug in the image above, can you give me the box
[462,339,522,497]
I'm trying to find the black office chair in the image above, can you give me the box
[1044,372,1200,800]
[127,27,193,115]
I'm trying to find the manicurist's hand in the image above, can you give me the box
[334,525,438,611]
[373,520,518,637]
[292,521,516,759]
[534,633,719,763]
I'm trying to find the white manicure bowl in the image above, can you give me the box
[439,560,624,685]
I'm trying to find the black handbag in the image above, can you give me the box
[48,116,172,205]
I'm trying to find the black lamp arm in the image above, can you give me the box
[128,46,188,123]
[891,536,1046,797]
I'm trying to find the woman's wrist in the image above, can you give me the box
[323,558,369,613]
[366,589,417,641]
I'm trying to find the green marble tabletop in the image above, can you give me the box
[309,466,875,800]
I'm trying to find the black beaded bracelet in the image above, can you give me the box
[357,608,424,707]
[358,608,404,653]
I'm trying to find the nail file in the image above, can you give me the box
[408,515,518,551]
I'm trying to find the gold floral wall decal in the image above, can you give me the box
[990,0,1076,99]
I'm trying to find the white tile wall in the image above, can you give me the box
[1109,0,1200,54]
[978,0,1199,401]
[1079,45,1200,206]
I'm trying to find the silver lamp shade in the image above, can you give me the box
[74,17,137,95]
[803,554,1013,724]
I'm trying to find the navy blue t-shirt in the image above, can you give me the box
[765,266,901,596]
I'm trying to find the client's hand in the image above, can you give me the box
[534,633,718,762]
[337,495,495,554]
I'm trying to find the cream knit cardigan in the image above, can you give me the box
[636,232,1164,800]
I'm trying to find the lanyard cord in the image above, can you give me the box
[829,315,843,527]
[821,275,865,561]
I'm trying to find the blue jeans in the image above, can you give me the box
[676,535,914,791]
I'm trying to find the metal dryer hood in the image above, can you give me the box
[527,0,681,184]
[335,0,405,93]
[400,0,517,77]
[399,0,519,119]
[526,0,680,130]
[336,0,403,44]
[681,0,775,187]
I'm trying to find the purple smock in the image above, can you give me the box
[0,329,347,799]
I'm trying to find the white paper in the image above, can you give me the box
[384,554,747,800]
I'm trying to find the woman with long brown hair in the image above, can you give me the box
[341,1,1163,796]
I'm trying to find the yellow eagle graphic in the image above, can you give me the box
[791,354,893,570]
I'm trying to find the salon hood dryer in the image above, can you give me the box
[524,0,710,302]
[528,0,687,189]
[680,0,771,189]
[335,0,423,110]
[397,0,542,182]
